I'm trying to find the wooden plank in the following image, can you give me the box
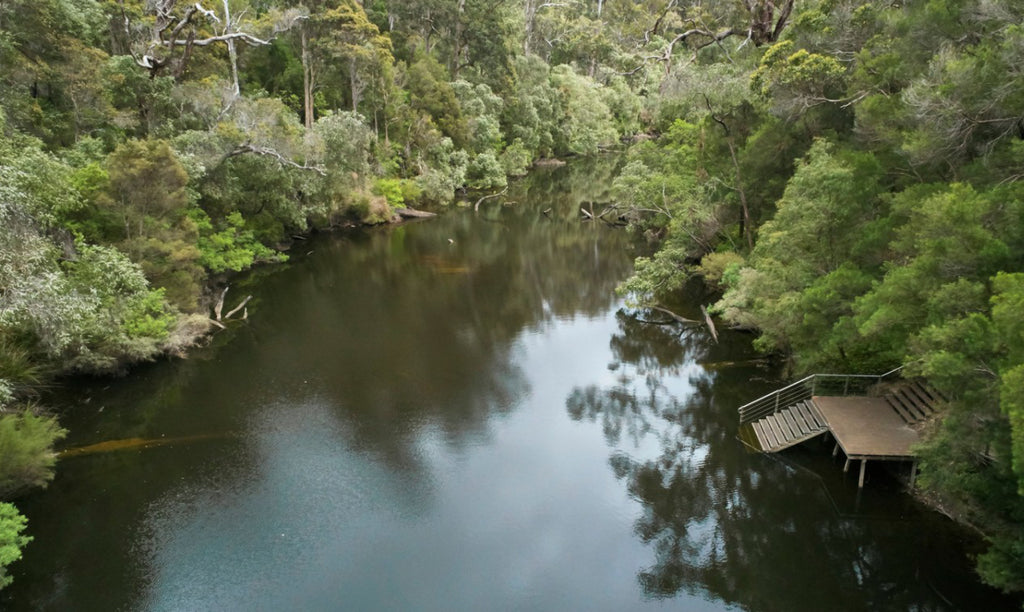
[915,380,947,402]
[789,405,812,435]
[751,421,767,451]
[770,428,829,452]
[783,409,807,436]
[758,417,779,449]
[766,418,784,450]
[886,395,917,424]
[782,412,800,440]
[797,402,826,431]
[805,400,827,428]
[815,396,918,458]
[911,381,937,403]
[773,413,795,443]
[896,388,929,420]
[903,385,936,415]
[766,416,787,448]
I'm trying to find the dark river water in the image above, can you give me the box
[3,158,1019,611]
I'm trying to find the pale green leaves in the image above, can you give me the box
[0,502,31,590]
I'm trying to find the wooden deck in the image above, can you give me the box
[814,395,919,461]
[740,381,943,487]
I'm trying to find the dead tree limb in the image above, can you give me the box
[224,295,253,319]
[474,186,509,211]
[226,144,326,175]
[213,286,229,321]
[701,304,719,343]
[645,305,701,324]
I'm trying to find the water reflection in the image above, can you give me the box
[567,308,1017,611]
[2,157,643,610]
[4,156,1014,610]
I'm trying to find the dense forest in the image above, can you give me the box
[0,0,1022,596]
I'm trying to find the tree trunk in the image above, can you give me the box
[223,0,240,97]
[350,56,359,112]
[524,0,534,55]
[452,0,465,77]
[726,137,753,250]
[302,26,314,128]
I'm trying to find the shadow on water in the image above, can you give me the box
[2,156,643,610]
[567,291,1022,611]
[3,155,1018,611]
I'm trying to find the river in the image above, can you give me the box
[2,158,1018,611]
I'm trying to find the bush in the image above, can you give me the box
[0,502,31,590]
[0,410,67,498]
[466,152,507,190]
[499,139,533,177]
[372,178,421,208]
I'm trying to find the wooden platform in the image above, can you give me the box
[739,378,941,488]
[814,396,919,461]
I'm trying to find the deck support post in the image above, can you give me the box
[832,443,839,458]
[843,457,851,473]
[908,461,918,490]
[858,460,867,488]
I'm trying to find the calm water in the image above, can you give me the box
[3,159,1018,611]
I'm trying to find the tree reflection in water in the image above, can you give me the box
[567,309,1013,611]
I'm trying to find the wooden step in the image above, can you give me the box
[770,413,794,442]
[895,387,930,419]
[750,402,830,453]
[750,421,768,450]
[758,417,779,449]
[782,409,804,437]
[884,380,944,424]
[790,404,812,435]
[802,400,827,428]
[886,395,918,424]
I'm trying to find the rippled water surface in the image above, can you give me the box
[3,159,1018,611]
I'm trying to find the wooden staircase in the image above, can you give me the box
[739,379,944,454]
[745,400,829,452]
[882,381,942,425]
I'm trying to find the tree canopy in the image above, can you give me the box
[2,0,1024,596]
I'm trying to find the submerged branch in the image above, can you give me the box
[474,186,509,211]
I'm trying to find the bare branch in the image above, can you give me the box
[227,144,327,176]
[474,186,509,211]
[224,295,253,320]
[171,32,271,47]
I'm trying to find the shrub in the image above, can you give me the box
[0,410,67,498]
[0,503,31,590]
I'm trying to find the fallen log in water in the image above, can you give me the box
[396,207,437,219]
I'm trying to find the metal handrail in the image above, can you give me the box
[737,366,906,424]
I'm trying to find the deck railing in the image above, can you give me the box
[737,366,905,424]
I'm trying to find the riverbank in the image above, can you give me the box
[4,162,1017,609]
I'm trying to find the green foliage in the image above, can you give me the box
[0,502,31,590]
[193,210,287,274]
[751,40,847,116]
[695,252,745,290]
[414,137,469,204]
[466,153,507,190]
[0,410,66,498]
[19,0,1024,597]
[549,65,619,156]
[372,178,420,208]
[452,80,504,154]
[308,111,377,217]
[498,139,533,177]
[407,56,468,148]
